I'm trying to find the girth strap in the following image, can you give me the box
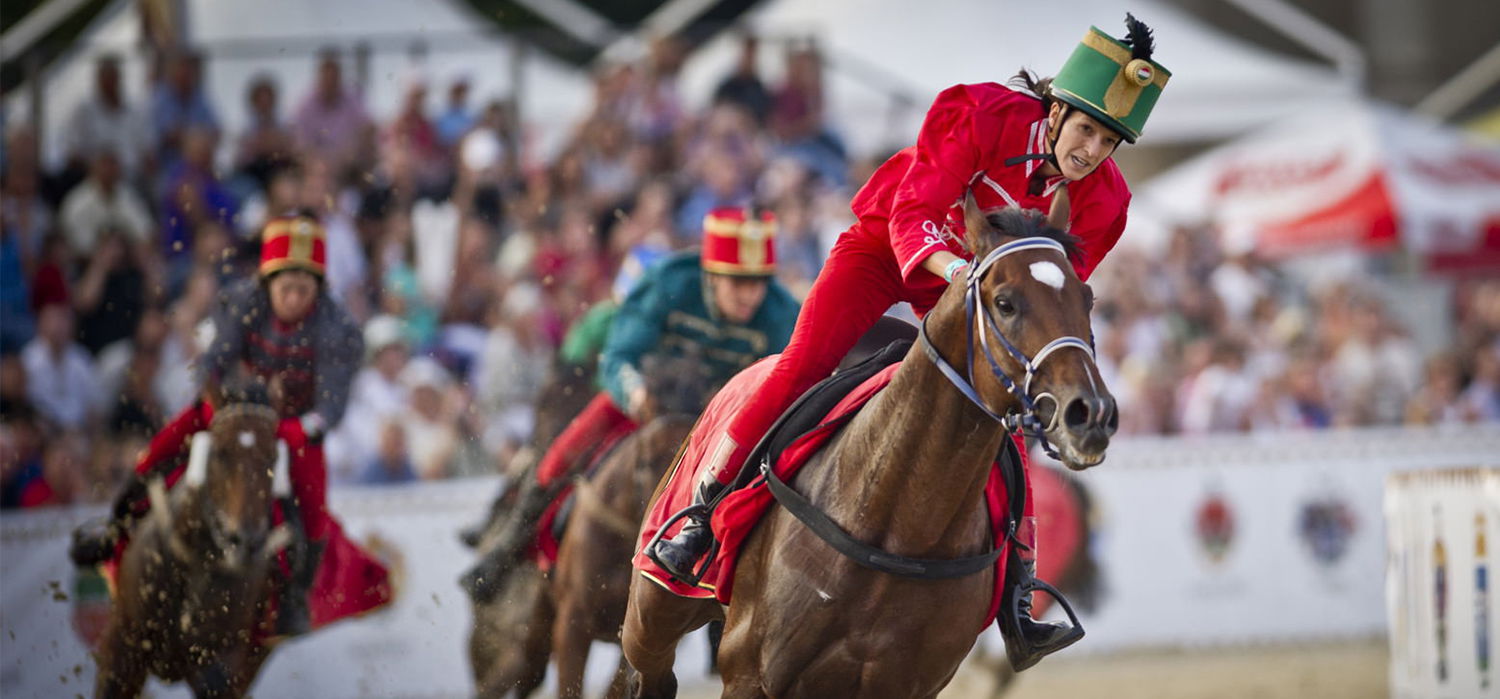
[761,459,1005,580]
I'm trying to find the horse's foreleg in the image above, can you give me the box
[93,623,147,699]
[550,596,592,699]
[604,653,631,699]
[621,576,714,699]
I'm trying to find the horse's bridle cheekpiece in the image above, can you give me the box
[920,236,1096,460]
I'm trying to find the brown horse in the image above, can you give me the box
[470,356,714,698]
[621,204,1116,698]
[94,387,291,698]
[549,414,698,698]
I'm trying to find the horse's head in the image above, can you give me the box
[182,380,282,567]
[951,200,1117,470]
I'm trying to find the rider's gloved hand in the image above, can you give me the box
[276,417,310,450]
[299,413,328,444]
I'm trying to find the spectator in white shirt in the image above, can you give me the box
[20,303,98,431]
[325,315,410,482]
[64,55,151,179]
[58,149,154,259]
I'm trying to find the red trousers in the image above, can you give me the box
[723,227,949,468]
[135,402,330,540]
[536,392,639,488]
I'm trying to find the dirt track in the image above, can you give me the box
[680,640,1389,698]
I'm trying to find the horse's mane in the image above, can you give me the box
[967,207,1083,266]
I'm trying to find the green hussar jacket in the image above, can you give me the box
[601,250,800,410]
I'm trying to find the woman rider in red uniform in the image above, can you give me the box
[650,14,1170,668]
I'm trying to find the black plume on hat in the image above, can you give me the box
[1123,13,1156,61]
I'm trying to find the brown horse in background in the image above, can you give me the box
[622,204,1117,698]
[94,386,292,698]
[470,357,714,698]
[549,414,698,698]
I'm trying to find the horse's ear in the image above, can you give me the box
[962,190,991,255]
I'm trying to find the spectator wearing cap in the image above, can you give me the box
[398,357,461,480]
[326,314,411,483]
[474,282,551,465]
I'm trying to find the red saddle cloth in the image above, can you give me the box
[102,486,393,640]
[633,356,1059,626]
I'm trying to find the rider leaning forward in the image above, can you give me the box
[649,14,1170,669]
[460,207,801,602]
[72,214,363,637]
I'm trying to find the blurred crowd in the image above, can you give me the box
[1090,233,1500,435]
[2,34,1497,510]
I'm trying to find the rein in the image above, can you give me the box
[760,236,1094,581]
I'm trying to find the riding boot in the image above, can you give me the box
[69,475,149,566]
[459,475,556,603]
[276,537,324,637]
[648,478,726,581]
[996,522,1085,672]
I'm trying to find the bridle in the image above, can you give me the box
[919,236,1096,459]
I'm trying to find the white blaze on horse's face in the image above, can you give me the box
[1029,261,1066,291]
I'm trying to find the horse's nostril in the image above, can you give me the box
[1064,397,1091,430]
[1104,397,1120,434]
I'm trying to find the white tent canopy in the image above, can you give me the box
[677,0,1358,158]
[10,0,596,169]
[1137,99,1500,257]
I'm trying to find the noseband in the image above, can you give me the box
[919,237,1096,459]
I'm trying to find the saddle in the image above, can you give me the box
[716,329,915,502]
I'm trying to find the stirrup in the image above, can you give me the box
[1001,577,1086,672]
[644,504,719,587]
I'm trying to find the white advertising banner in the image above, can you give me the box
[4,426,1499,697]
[1039,425,1500,653]
[1385,468,1500,699]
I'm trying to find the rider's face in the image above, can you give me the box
[267,270,320,323]
[1047,104,1123,181]
[707,273,769,325]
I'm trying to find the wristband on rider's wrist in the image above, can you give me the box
[943,258,970,283]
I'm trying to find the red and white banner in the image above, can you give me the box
[1142,101,1500,267]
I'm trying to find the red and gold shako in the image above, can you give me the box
[259,214,327,278]
[701,207,777,277]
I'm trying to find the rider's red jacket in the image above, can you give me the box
[849,82,1131,290]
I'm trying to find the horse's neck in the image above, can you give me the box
[816,308,1010,557]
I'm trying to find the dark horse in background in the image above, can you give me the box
[462,359,600,549]
[94,384,292,698]
[622,204,1116,698]
[469,356,715,698]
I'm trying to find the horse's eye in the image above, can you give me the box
[995,296,1017,317]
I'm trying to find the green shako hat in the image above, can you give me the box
[1050,13,1170,143]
